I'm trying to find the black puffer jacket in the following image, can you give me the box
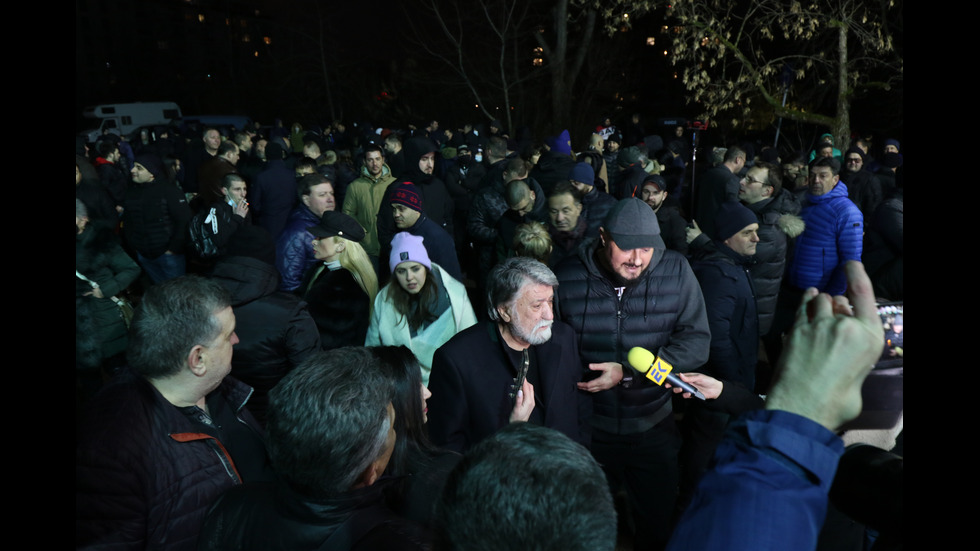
[554,238,710,435]
[211,255,321,425]
[746,190,803,335]
[76,371,266,551]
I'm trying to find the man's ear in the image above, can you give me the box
[497,305,512,323]
[598,227,607,247]
[187,344,207,377]
[354,460,385,489]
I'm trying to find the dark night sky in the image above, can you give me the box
[76,0,901,152]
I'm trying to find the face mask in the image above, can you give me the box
[475,154,483,163]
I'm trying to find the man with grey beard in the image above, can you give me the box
[426,256,591,453]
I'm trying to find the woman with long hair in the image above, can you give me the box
[300,211,378,350]
[366,232,476,385]
[370,345,460,527]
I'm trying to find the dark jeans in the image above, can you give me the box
[591,416,681,551]
[138,252,186,283]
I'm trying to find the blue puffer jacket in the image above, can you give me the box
[275,204,320,292]
[787,182,863,296]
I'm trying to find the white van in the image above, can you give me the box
[80,102,182,142]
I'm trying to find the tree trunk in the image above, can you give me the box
[833,18,850,150]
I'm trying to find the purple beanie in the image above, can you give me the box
[389,232,432,273]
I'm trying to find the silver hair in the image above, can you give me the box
[486,256,558,322]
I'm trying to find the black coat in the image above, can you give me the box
[530,151,576,196]
[693,164,740,239]
[198,480,430,551]
[863,190,903,301]
[250,159,297,241]
[842,169,883,220]
[299,264,371,350]
[655,204,690,256]
[123,179,192,258]
[427,321,592,452]
[211,255,321,425]
[691,243,759,390]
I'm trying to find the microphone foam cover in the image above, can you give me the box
[627,347,655,374]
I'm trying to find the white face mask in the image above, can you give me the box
[475,154,483,163]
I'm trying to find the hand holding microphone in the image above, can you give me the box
[626,347,706,400]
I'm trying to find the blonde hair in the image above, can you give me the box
[333,236,379,307]
[513,221,553,265]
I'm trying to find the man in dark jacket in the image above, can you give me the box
[250,142,296,240]
[275,174,336,291]
[553,197,710,551]
[841,146,882,219]
[427,256,592,453]
[689,162,803,338]
[683,201,761,505]
[77,276,273,550]
[198,347,430,551]
[546,181,590,269]
[376,136,455,265]
[569,161,616,239]
[379,182,462,284]
[93,139,129,209]
[692,145,746,239]
[197,139,241,208]
[122,153,192,283]
[469,158,542,289]
[188,173,253,264]
[640,174,689,256]
[211,226,321,426]
[531,130,576,195]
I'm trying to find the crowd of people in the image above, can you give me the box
[76,114,903,550]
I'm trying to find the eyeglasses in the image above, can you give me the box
[742,175,766,186]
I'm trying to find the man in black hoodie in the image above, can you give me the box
[375,136,455,283]
[122,153,191,283]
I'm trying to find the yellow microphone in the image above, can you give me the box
[627,347,705,400]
